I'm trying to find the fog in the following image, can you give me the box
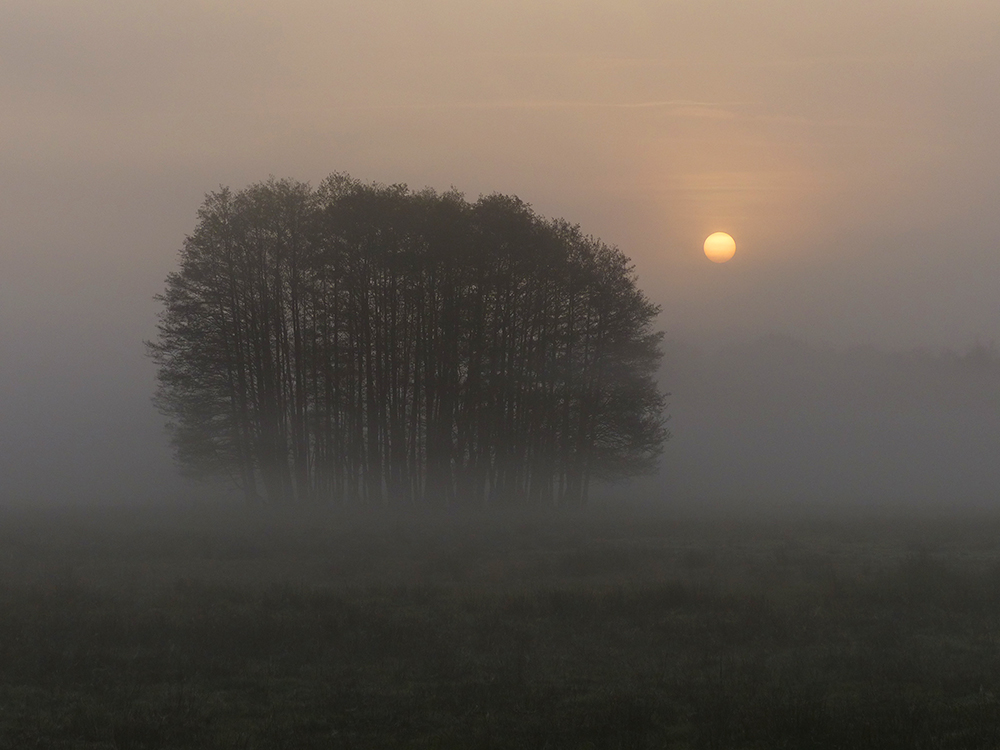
[648,336,1000,510]
[2,1,999,508]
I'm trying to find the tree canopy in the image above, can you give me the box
[148,175,667,507]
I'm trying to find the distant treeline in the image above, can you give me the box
[656,335,1000,506]
[149,176,666,507]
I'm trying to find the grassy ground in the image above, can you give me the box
[2,503,1000,748]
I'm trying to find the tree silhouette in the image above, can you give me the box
[148,175,667,506]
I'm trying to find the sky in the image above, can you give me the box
[2,0,999,505]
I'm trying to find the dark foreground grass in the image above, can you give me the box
[2,505,1000,748]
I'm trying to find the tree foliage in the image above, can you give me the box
[148,176,667,506]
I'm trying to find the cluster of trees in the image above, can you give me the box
[149,175,666,507]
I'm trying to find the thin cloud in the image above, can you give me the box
[334,99,742,115]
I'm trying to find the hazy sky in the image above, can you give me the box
[2,1,999,503]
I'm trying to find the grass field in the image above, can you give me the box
[2,503,1000,748]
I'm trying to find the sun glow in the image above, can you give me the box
[704,232,736,263]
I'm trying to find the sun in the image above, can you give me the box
[704,232,736,263]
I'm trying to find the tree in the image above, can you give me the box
[148,175,668,507]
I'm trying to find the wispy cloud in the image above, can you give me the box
[336,99,741,116]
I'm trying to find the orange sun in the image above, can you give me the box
[704,232,736,263]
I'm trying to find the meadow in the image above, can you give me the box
[2,502,1000,748]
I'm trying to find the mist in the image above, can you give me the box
[7,5,1000,742]
[3,1,1000,509]
[648,335,1000,511]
